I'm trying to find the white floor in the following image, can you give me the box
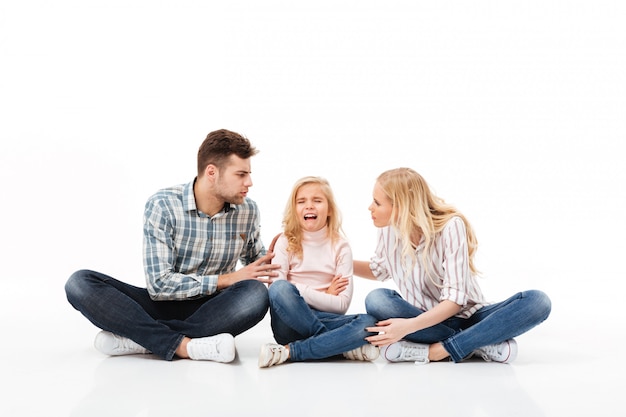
[4,275,621,417]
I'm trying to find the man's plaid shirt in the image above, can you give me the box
[143,179,266,300]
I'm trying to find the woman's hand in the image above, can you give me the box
[364,318,416,346]
[364,301,461,346]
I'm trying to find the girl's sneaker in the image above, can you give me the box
[258,343,290,368]
[343,344,380,361]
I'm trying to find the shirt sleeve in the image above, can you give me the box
[370,228,392,282]
[296,239,354,315]
[439,217,471,306]
[143,198,217,301]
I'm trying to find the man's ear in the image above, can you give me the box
[204,164,217,181]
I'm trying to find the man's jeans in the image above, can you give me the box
[65,269,269,360]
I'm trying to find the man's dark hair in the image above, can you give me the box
[197,129,259,175]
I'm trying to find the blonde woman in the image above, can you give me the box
[259,176,379,367]
[354,168,551,364]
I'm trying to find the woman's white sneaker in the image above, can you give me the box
[381,341,430,364]
[474,339,518,363]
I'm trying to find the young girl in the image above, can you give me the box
[258,176,379,367]
[354,167,551,364]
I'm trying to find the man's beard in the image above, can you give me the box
[217,187,245,205]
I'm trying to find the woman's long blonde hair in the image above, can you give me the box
[282,176,344,258]
[376,168,479,276]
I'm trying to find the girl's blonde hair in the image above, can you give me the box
[376,167,479,276]
[282,176,344,258]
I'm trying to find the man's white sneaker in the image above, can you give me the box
[187,333,236,362]
[258,343,289,368]
[381,341,430,365]
[94,331,150,356]
[343,344,380,361]
[474,339,518,364]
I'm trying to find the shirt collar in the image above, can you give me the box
[184,178,238,216]
[183,180,197,212]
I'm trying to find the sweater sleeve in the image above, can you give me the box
[270,234,290,282]
[295,239,354,314]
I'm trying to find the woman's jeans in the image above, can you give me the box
[268,280,377,362]
[65,269,269,360]
[365,288,551,363]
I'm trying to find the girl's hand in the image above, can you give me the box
[325,274,349,296]
[364,318,415,346]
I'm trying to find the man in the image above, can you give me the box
[65,129,279,362]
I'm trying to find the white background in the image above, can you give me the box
[1,1,623,302]
[0,2,624,415]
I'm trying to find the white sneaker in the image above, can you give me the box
[187,333,236,362]
[381,341,430,365]
[258,343,290,368]
[474,339,518,364]
[94,331,150,356]
[343,344,380,361]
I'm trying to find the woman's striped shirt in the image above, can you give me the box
[369,216,488,318]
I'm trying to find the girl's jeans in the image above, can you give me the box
[268,280,377,361]
[65,269,269,360]
[365,288,551,362]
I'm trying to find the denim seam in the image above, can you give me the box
[166,334,186,361]
[442,337,464,363]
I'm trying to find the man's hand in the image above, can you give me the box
[217,252,280,290]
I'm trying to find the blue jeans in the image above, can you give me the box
[365,288,551,363]
[65,269,269,360]
[268,280,377,361]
